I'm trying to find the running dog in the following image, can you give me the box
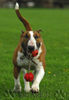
[13,2,46,93]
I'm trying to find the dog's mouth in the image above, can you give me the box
[21,45,38,57]
[27,49,38,57]
[27,46,35,53]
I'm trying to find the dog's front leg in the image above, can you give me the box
[13,66,21,92]
[31,65,45,93]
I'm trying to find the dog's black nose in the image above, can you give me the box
[28,46,34,52]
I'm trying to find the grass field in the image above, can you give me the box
[0,8,69,100]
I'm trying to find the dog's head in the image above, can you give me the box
[20,30,42,53]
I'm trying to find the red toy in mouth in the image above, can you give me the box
[24,72,34,82]
[32,50,38,57]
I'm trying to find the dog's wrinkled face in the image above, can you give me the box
[21,30,42,53]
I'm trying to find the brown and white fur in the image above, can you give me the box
[13,2,46,93]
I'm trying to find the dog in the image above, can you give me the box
[13,2,46,93]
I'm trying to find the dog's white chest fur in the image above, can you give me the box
[17,47,42,70]
[17,52,37,70]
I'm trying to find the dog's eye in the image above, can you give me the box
[24,34,29,38]
[34,35,39,39]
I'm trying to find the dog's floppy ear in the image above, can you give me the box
[37,29,42,33]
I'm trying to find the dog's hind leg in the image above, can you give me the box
[13,66,21,92]
[22,68,31,92]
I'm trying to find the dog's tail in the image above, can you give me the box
[15,2,32,31]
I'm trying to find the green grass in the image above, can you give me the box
[0,8,69,100]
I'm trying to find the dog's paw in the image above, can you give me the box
[13,85,21,92]
[31,84,39,93]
